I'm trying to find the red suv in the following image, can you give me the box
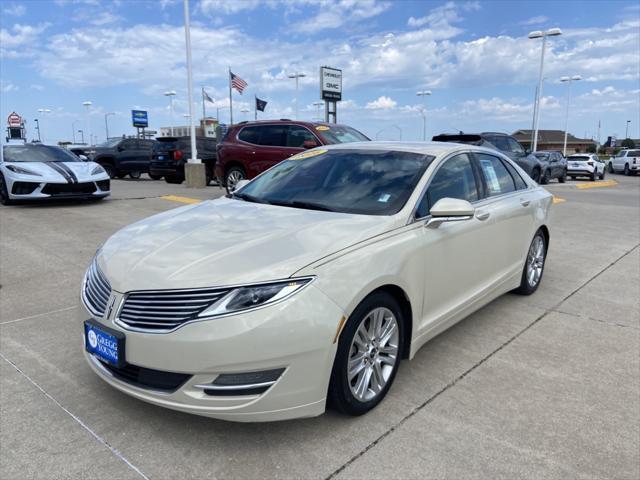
[215,120,369,191]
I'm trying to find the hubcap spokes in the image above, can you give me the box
[348,307,399,402]
[527,236,545,287]
[227,171,243,191]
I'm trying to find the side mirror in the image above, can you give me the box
[302,140,318,149]
[426,198,475,228]
[235,179,250,191]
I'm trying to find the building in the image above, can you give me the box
[512,129,597,153]
[159,118,218,138]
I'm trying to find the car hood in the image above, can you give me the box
[98,197,397,292]
[2,161,106,181]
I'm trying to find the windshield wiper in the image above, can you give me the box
[229,192,270,204]
[271,200,336,212]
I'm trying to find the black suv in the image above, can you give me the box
[87,138,157,179]
[150,136,218,185]
[432,132,544,182]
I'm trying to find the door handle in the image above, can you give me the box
[475,209,490,221]
[520,199,530,207]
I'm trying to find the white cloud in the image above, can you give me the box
[0,23,50,58]
[366,96,397,109]
[519,15,549,26]
[199,0,260,15]
[2,3,26,16]
[291,0,391,34]
[1,81,19,93]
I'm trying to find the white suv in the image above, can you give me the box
[607,149,639,175]
[567,153,606,181]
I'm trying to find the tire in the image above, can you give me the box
[164,175,184,184]
[328,291,404,416]
[115,173,126,179]
[540,169,550,185]
[129,171,142,179]
[600,169,605,180]
[624,164,630,176]
[591,170,597,181]
[608,162,614,174]
[530,168,541,183]
[148,173,163,180]
[513,230,547,295]
[102,164,115,179]
[0,173,14,205]
[224,166,246,193]
[558,169,567,183]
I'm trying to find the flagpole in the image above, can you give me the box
[228,67,233,125]
[254,95,257,121]
[201,87,206,121]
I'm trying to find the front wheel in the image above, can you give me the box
[513,230,547,295]
[600,169,605,180]
[129,171,141,179]
[224,166,246,194]
[102,164,115,179]
[0,174,14,205]
[624,164,630,176]
[328,291,404,416]
[530,168,541,183]
[540,169,550,185]
[591,170,597,181]
[558,169,567,183]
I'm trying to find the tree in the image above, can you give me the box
[586,144,597,153]
[621,138,636,149]
[598,145,607,154]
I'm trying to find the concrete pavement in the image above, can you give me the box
[1,174,638,480]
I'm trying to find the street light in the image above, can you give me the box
[287,72,306,119]
[416,91,432,141]
[34,119,41,142]
[164,90,177,136]
[312,101,324,121]
[37,108,51,143]
[82,101,92,145]
[529,27,562,152]
[78,129,84,144]
[626,120,631,139]
[560,75,581,156]
[104,112,115,140]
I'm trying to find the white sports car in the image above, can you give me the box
[81,141,552,422]
[0,143,110,205]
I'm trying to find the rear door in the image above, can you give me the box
[474,152,534,279]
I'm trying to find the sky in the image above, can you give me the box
[1,0,639,145]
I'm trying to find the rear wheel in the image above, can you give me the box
[591,170,597,181]
[0,174,14,205]
[540,169,550,184]
[148,173,163,180]
[328,291,404,416]
[165,175,184,184]
[600,169,605,180]
[129,171,141,179]
[513,230,547,295]
[559,169,567,183]
[205,169,212,186]
[225,166,246,193]
[531,167,541,183]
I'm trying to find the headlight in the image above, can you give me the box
[198,278,313,318]
[6,165,41,176]
[91,165,105,175]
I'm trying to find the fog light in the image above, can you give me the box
[194,368,286,397]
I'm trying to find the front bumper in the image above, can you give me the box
[80,284,344,422]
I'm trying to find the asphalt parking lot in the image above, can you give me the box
[1,175,638,480]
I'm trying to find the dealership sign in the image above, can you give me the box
[7,112,22,127]
[320,66,342,101]
[131,110,148,128]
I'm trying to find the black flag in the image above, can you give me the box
[256,97,267,112]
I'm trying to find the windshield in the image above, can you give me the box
[97,138,121,148]
[534,153,550,160]
[3,145,81,163]
[316,125,369,144]
[237,149,433,215]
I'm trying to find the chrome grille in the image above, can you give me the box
[83,259,112,317]
[118,288,231,332]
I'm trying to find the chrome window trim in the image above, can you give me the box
[408,148,535,224]
[235,124,321,149]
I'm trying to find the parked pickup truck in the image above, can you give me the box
[607,149,639,175]
[150,136,218,185]
[86,138,157,179]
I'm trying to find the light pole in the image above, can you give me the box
[391,124,402,141]
[288,72,306,119]
[164,90,176,136]
[416,91,432,140]
[312,101,324,121]
[182,0,201,190]
[529,28,562,152]
[78,129,84,144]
[37,108,51,143]
[72,121,79,143]
[560,75,581,156]
[626,120,631,139]
[82,101,92,145]
[34,119,41,142]
[104,112,115,140]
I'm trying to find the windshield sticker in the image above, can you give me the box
[378,193,391,203]
[480,159,501,194]
[290,149,327,160]
[315,125,330,131]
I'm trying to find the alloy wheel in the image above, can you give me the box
[347,307,399,402]
[526,235,545,288]
[226,169,245,192]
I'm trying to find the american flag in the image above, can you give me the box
[230,72,247,94]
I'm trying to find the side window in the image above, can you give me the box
[485,135,510,152]
[258,125,287,146]
[416,153,479,218]
[503,159,528,190]
[286,126,317,148]
[477,153,516,196]
[120,140,135,150]
[238,126,260,145]
[506,137,525,155]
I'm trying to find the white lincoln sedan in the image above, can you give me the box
[81,142,552,422]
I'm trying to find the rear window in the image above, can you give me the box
[534,153,550,160]
[629,150,640,156]
[569,156,590,161]
[154,139,178,151]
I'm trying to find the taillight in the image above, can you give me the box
[587,161,594,166]
[173,150,183,161]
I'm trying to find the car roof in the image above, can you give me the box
[318,141,501,157]
[231,120,353,129]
